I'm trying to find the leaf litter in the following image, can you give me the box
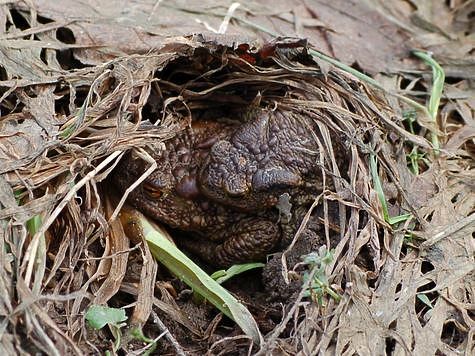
[0,1,473,355]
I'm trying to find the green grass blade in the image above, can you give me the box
[369,154,390,222]
[59,91,90,139]
[369,154,412,225]
[412,51,445,151]
[211,263,265,284]
[125,211,263,346]
[416,293,434,309]
[26,215,47,294]
[26,215,42,235]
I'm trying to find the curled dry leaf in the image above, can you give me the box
[0,2,473,354]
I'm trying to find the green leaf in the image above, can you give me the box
[417,293,434,309]
[209,270,227,280]
[301,248,341,304]
[14,189,24,203]
[110,324,122,352]
[302,252,320,265]
[407,147,423,175]
[125,211,263,346]
[130,327,154,344]
[26,215,42,235]
[369,154,389,222]
[321,249,334,265]
[211,263,265,284]
[129,327,157,355]
[85,305,127,330]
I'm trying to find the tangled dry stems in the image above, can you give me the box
[0,36,473,355]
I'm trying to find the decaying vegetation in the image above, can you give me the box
[0,1,473,355]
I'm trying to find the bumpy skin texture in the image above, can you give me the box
[114,109,336,267]
[114,119,281,266]
[199,110,324,212]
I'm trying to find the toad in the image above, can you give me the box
[114,109,342,267]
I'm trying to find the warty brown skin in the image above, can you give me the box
[114,109,336,267]
[198,110,326,211]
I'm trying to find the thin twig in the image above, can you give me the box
[109,148,157,221]
[150,310,187,356]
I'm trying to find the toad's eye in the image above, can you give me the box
[143,183,162,199]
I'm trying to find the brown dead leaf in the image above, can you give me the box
[368,0,475,79]
[93,196,130,305]
[19,86,64,136]
[130,243,157,326]
[0,114,51,174]
[8,0,416,75]
[0,1,472,353]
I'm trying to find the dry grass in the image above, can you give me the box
[0,3,473,356]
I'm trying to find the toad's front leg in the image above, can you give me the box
[178,218,281,267]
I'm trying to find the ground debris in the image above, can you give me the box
[0,1,473,355]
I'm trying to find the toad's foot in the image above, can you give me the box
[178,218,280,267]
